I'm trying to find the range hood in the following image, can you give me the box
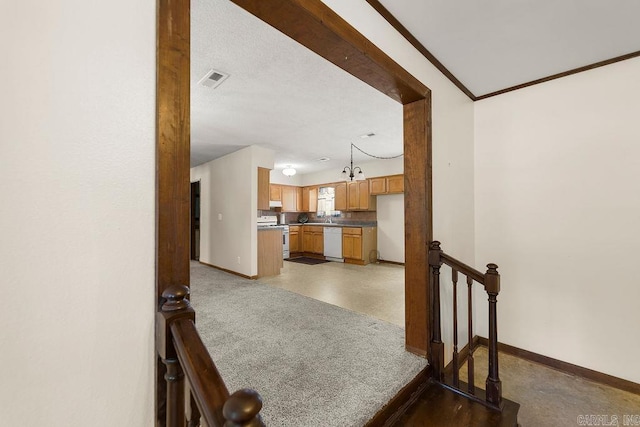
[269,200,283,208]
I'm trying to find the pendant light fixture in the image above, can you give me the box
[341,143,365,181]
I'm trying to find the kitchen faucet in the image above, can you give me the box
[325,216,332,224]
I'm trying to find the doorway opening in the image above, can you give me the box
[191,181,201,261]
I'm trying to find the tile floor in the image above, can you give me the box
[260,260,405,327]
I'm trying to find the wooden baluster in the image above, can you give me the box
[466,275,475,394]
[428,241,444,381]
[186,384,201,427]
[223,388,265,427]
[157,285,194,427]
[452,268,459,388]
[484,264,502,407]
[164,358,185,427]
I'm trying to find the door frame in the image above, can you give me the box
[156,0,432,353]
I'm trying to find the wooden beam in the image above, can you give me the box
[230,0,428,104]
[404,97,432,356]
[157,0,191,298]
[232,0,433,358]
[157,1,190,424]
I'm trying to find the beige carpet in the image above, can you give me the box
[189,262,427,426]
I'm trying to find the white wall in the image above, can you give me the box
[322,0,475,264]
[0,0,156,425]
[376,194,405,263]
[191,146,274,277]
[270,169,303,186]
[474,57,640,383]
[322,0,475,354]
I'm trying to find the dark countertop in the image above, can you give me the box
[288,222,377,228]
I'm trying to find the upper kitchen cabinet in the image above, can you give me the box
[302,186,318,212]
[347,180,376,211]
[281,185,299,212]
[296,187,303,212]
[369,174,404,195]
[258,167,270,210]
[270,184,282,202]
[334,182,347,211]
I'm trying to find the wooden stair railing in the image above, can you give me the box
[157,285,265,427]
[428,241,503,410]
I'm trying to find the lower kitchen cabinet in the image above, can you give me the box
[342,228,362,260]
[342,226,377,265]
[289,225,301,253]
[301,225,323,255]
[258,228,283,277]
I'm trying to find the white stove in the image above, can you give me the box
[257,215,278,227]
[257,216,290,259]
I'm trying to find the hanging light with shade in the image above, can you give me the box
[341,143,366,181]
[282,165,297,177]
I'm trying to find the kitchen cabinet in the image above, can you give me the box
[296,187,303,212]
[289,225,301,253]
[387,175,404,193]
[334,182,347,211]
[302,186,318,212]
[281,185,298,212]
[270,184,282,202]
[369,177,386,195]
[302,225,323,254]
[370,174,404,195]
[258,167,270,210]
[343,226,377,265]
[258,228,283,277]
[347,180,376,211]
[342,228,362,260]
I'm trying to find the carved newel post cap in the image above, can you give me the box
[428,241,442,266]
[486,263,499,273]
[484,264,500,294]
[161,285,190,312]
[223,388,264,427]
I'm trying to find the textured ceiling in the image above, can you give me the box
[375,0,640,97]
[192,0,640,170]
[191,0,403,172]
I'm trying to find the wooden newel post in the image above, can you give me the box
[428,241,444,381]
[484,263,502,407]
[157,285,195,427]
[223,388,265,427]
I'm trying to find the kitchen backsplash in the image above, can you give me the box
[257,210,376,224]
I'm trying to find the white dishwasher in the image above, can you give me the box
[323,227,344,262]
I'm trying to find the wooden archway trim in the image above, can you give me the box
[230,0,433,357]
[156,0,432,364]
[230,0,429,104]
[157,0,191,298]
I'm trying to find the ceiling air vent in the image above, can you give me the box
[198,69,229,89]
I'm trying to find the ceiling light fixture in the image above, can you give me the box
[341,144,366,182]
[282,166,297,177]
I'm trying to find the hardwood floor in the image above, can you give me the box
[394,380,519,427]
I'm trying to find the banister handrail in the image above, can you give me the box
[170,318,230,425]
[440,252,485,284]
[157,285,265,427]
[428,241,503,410]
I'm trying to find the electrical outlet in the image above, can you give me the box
[237,256,241,265]
[218,213,222,221]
